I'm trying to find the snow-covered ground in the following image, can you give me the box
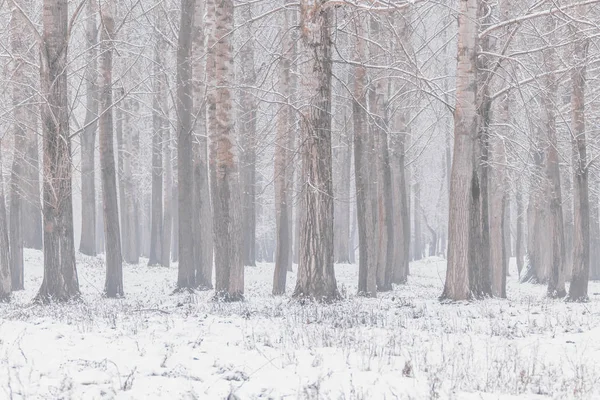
[1,250,600,399]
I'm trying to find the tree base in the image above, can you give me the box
[213,291,244,302]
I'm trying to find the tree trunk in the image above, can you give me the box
[23,117,42,251]
[522,126,551,284]
[368,16,394,292]
[273,8,293,295]
[293,2,338,302]
[148,27,165,266]
[80,0,98,257]
[489,133,507,298]
[0,143,11,301]
[9,4,30,290]
[391,109,409,284]
[36,0,80,303]
[116,90,127,259]
[176,0,196,290]
[353,21,376,297]
[516,182,525,278]
[589,168,600,280]
[162,127,173,268]
[413,181,422,261]
[98,0,123,298]
[567,26,589,302]
[442,0,478,301]
[210,0,244,301]
[192,0,213,289]
[239,3,258,268]
[541,34,566,298]
[122,97,139,264]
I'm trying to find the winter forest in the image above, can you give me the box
[1,0,600,398]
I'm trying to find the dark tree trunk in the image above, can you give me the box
[36,0,80,303]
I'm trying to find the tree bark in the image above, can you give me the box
[210,0,244,301]
[293,1,338,302]
[239,2,258,268]
[489,132,507,298]
[99,0,123,298]
[80,0,98,257]
[122,96,139,264]
[0,143,11,301]
[176,0,197,290]
[273,8,293,295]
[36,0,80,303]
[148,25,165,266]
[9,3,30,290]
[353,19,376,297]
[162,126,173,268]
[412,181,422,261]
[442,0,478,301]
[540,30,566,298]
[567,26,590,302]
[516,182,525,278]
[23,118,42,251]
[192,0,213,289]
[391,109,409,284]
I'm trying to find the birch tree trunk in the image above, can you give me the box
[80,0,98,256]
[176,0,197,290]
[36,0,80,303]
[193,0,213,289]
[293,1,338,302]
[210,0,244,301]
[99,0,123,298]
[442,0,478,301]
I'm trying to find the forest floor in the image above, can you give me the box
[1,250,600,399]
